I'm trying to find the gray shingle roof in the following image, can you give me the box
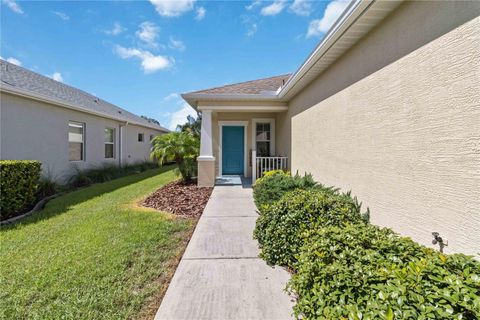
[188,74,291,95]
[0,59,168,132]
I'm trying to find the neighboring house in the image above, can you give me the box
[183,0,480,255]
[0,60,169,182]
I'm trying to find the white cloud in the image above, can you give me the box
[260,0,287,16]
[136,21,160,47]
[195,6,206,21]
[149,0,195,17]
[2,0,23,14]
[114,45,173,73]
[289,0,311,16]
[168,37,186,52]
[247,23,258,37]
[105,22,125,36]
[246,0,261,11]
[307,0,349,37]
[50,72,64,82]
[6,57,21,65]
[0,56,22,66]
[52,11,69,20]
[241,15,258,37]
[169,103,197,130]
[163,93,179,102]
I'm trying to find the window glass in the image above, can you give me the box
[150,134,154,141]
[138,133,144,142]
[105,128,115,158]
[105,128,114,143]
[69,122,84,161]
[257,141,270,157]
[256,122,271,156]
[105,144,114,158]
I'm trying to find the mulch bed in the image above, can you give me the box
[142,181,213,217]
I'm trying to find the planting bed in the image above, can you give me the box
[142,181,213,216]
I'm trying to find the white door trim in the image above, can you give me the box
[218,121,248,177]
[252,118,275,156]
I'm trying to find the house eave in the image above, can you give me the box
[197,105,288,112]
[181,92,284,111]
[278,0,403,100]
[0,84,169,132]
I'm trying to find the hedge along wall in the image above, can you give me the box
[0,160,41,220]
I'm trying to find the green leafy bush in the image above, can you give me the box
[254,188,368,267]
[36,177,59,199]
[150,131,199,182]
[68,161,158,187]
[289,223,480,319]
[253,170,328,209]
[0,160,41,220]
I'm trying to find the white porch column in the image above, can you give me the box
[197,110,215,187]
[198,110,214,160]
[252,149,257,182]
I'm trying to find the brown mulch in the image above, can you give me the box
[142,180,213,217]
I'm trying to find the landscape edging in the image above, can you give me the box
[0,193,64,226]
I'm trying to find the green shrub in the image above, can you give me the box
[150,131,199,182]
[68,161,158,187]
[253,170,328,209]
[289,223,480,319]
[254,188,367,267]
[0,160,41,220]
[36,177,59,199]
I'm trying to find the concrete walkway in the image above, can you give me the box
[155,184,293,320]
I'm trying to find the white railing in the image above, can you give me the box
[252,150,288,181]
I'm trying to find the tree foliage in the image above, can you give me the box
[150,132,199,182]
[177,113,201,138]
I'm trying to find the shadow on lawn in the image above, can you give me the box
[1,165,176,230]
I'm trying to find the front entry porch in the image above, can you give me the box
[196,108,289,187]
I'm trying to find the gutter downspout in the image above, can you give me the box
[119,121,128,166]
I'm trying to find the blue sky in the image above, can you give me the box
[1,0,348,129]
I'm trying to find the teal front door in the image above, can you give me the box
[222,126,244,175]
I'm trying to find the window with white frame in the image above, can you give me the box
[256,122,271,157]
[138,133,144,142]
[149,134,154,141]
[69,121,85,161]
[105,127,115,158]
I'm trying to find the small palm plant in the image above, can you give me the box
[150,131,200,182]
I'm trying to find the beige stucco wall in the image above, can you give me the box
[0,93,164,182]
[277,1,480,255]
[211,112,283,177]
[197,159,215,187]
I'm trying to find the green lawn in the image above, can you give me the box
[0,166,195,319]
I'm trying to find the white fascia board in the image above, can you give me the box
[197,105,288,112]
[278,0,371,98]
[182,92,286,112]
[0,85,169,132]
